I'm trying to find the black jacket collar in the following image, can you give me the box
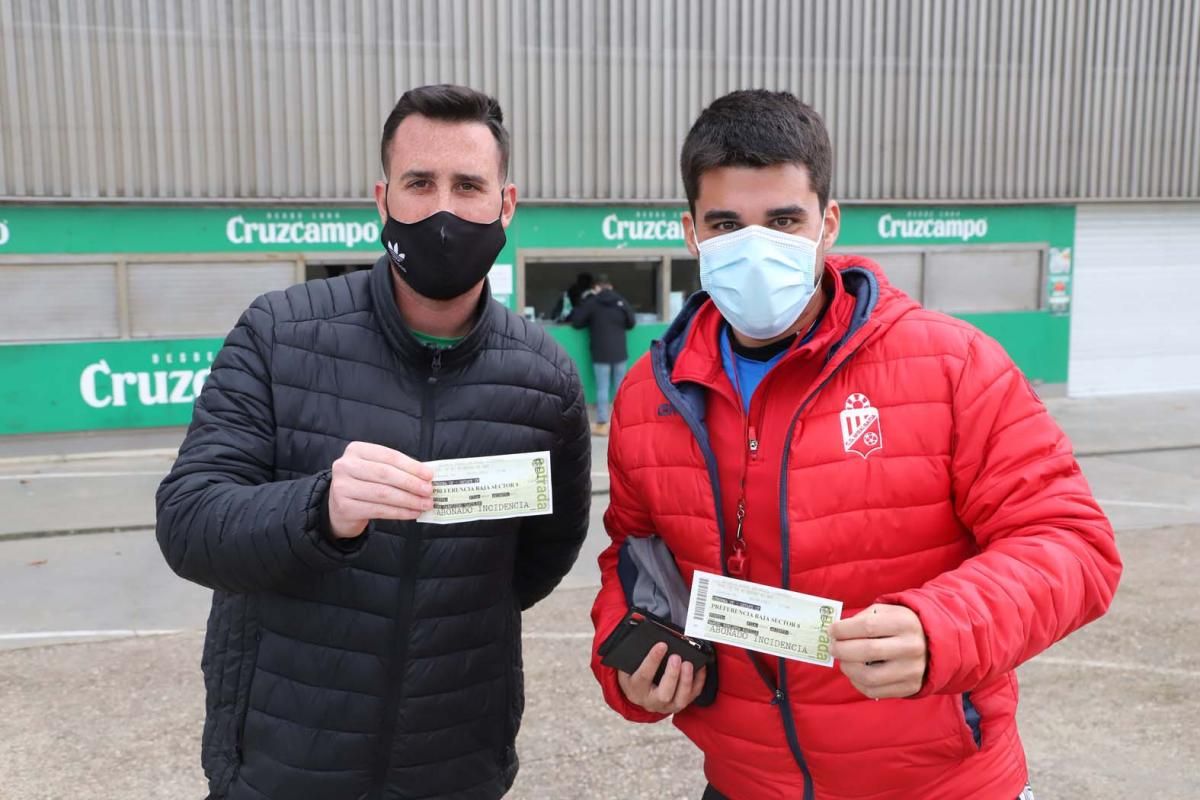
[369,255,498,372]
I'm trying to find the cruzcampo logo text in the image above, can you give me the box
[0,219,10,247]
[80,350,214,409]
[877,212,989,242]
[602,211,685,243]
[225,211,380,249]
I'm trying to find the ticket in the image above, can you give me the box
[417,451,553,524]
[684,570,842,667]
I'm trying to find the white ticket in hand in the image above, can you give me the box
[418,451,553,525]
[684,571,843,667]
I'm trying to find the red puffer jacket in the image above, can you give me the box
[590,256,1121,800]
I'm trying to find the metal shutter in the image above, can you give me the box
[1070,204,1200,396]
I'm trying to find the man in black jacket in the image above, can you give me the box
[157,85,591,800]
[570,277,636,435]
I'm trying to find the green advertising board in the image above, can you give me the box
[0,338,221,435]
[0,203,1074,436]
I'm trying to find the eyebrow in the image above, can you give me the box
[765,205,807,219]
[398,170,490,185]
[702,205,808,223]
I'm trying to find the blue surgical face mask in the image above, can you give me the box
[696,219,825,340]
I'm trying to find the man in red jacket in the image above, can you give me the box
[589,89,1121,800]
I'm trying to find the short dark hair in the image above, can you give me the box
[380,84,510,179]
[680,89,832,212]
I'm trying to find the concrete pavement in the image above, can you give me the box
[1,524,1198,798]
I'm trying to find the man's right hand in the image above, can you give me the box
[616,642,707,714]
[327,442,436,538]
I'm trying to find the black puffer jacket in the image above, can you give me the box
[157,257,591,800]
[569,288,636,364]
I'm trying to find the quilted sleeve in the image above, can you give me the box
[512,361,592,610]
[589,392,669,723]
[156,295,366,594]
[881,332,1122,696]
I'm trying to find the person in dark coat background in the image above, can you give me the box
[570,275,636,436]
[156,84,591,800]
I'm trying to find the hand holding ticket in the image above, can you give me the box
[327,441,436,539]
[684,571,843,667]
[829,604,929,700]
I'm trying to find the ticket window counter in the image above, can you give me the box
[520,256,665,324]
[304,257,376,282]
[517,251,692,403]
[519,253,707,324]
[670,258,702,318]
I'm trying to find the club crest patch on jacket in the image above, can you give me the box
[841,393,883,458]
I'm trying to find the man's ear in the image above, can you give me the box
[682,211,700,258]
[500,183,518,229]
[821,200,841,252]
[374,180,389,224]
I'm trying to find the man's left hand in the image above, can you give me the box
[830,603,928,700]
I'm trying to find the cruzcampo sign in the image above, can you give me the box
[504,204,1075,250]
[0,204,1074,436]
[0,338,222,434]
[0,207,382,254]
[0,204,1074,253]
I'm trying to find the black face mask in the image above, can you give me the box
[380,191,507,301]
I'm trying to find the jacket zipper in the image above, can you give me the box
[369,347,441,798]
[651,341,801,789]
[651,296,884,799]
[727,360,760,578]
[770,334,875,800]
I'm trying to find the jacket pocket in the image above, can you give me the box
[232,609,263,770]
[202,594,261,797]
[501,598,524,761]
[960,691,983,750]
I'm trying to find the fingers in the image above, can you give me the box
[342,479,434,513]
[342,457,434,498]
[840,658,910,688]
[686,666,708,704]
[830,632,923,665]
[672,661,695,706]
[330,443,438,531]
[627,642,669,700]
[830,604,924,646]
[333,499,427,523]
[829,603,895,641]
[617,644,705,715]
[845,676,923,700]
[344,441,435,482]
[651,655,683,707]
[660,659,705,713]
[840,654,924,700]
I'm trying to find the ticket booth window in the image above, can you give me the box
[670,258,701,318]
[305,259,374,282]
[523,257,662,322]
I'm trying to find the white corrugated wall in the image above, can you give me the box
[1069,203,1200,396]
[1,0,1198,202]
